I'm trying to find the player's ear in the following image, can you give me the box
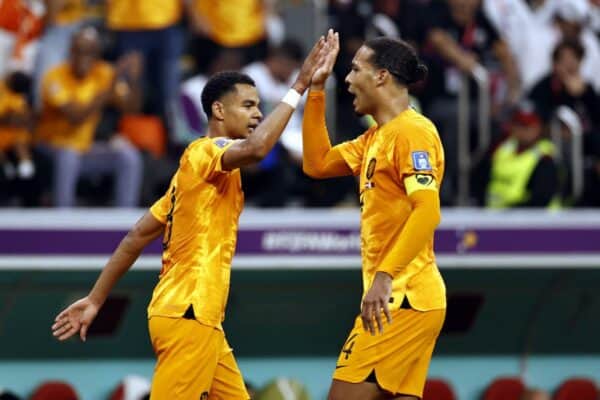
[212,101,225,121]
[375,69,388,86]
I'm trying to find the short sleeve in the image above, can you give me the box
[333,129,371,176]
[150,193,170,224]
[188,137,238,180]
[393,118,443,197]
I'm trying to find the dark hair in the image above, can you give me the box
[6,71,31,94]
[269,38,305,63]
[201,71,255,118]
[552,39,585,63]
[364,37,428,85]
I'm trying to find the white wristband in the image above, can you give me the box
[281,89,302,109]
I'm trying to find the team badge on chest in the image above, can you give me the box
[366,158,376,179]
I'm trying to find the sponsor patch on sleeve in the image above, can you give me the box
[213,138,231,148]
[411,151,432,171]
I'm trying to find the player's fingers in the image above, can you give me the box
[80,322,89,342]
[58,325,79,341]
[308,35,325,58]
[364,303,376,335]
[383,301,393,325]
[54,309,69,322]
[360,303,371,333]
[375,301,384,334]
[51,317,70,333]
[53,321,73,338]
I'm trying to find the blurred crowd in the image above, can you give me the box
[0,0,599,208]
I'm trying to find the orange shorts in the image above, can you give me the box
[148,316,249,400]
[333,307,445,397]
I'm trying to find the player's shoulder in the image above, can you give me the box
[389,109,438,139]
[186,136,237,156]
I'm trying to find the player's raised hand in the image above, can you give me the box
[52,296,100,342]
[292,35,326,94]
[311,29,339,90]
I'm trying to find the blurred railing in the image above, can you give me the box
[457,65,491,206]
[550,105,584,202]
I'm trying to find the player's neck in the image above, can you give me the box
[206,120,230,139]
[372,88,410,126]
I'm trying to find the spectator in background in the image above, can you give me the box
[477,102,561,208]
[187,0,281,73]
[495,0,600,92]
[242,39,305,206]
[529,39,600,129]
[0,71,48,206]
[0,0,44,77]
[33,0,92,109]
[105,0,185,117]
[528,38,600,206]
[178,49,244,141]
[36,26,142,207]
[423,0,521,205]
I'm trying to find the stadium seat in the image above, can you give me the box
[109,375,151,400]
[483,376,526,400]
[554,378,598,400]
[423,378,457,400]
[30,380,78,400]
[118,115,166,158]
[255,378,311,400]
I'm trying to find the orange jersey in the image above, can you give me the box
[106,0,182,30]
[36,62,114,153]
[336,108,446,311]
[54,0,87,25]
[148,137,243,329]
[194,0,265,46]
[0,82,29,151]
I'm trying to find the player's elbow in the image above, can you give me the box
[302,163,325,179]
[246,139,271,162]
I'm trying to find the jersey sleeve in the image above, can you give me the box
[188,137,238,181]
[394,126,442,196]
[333,129,371,176]
[149,192,170,224]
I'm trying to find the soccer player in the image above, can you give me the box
[51,37,326,399]
[303,31,447,400]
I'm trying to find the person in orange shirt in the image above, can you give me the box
[303,31,446,400]
[106,0,187,116]
[188,0,277,73]
[33,0,90,109]
[50,37,326,399]
[37,26,143,207]
[0,70,48,206]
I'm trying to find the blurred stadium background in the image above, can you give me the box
[1,0,599,399]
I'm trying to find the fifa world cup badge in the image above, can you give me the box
[411,151,432,171]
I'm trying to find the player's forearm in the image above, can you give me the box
[302,90,333,177]
[88,213,164,307]
[243,102,297,162]
[377,190,441,277]
[87,233,146,307]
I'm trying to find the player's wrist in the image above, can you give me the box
[282,88,302,109]
[375,270,393,283]
[291,80,307,95]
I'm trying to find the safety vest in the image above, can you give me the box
[486,138,555,208]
